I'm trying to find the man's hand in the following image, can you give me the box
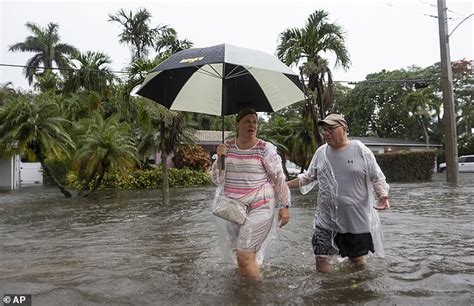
[375,196,390,210]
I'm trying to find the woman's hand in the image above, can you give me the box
[278,208,289,227]
[216,144,228,171]
[216,143,228,157]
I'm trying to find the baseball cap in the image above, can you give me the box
[317,114,348,127]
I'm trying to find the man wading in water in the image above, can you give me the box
[287,114,390,272]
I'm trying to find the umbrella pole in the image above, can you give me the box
[221,115,225,170]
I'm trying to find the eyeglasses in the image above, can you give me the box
[321,125,342,134]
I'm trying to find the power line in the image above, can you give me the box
[387,1,471,21]
[340,79,436,85]
[0,63,446,87]
[384,2,440,19]
[418,0,467,17]
[0,63,128,74]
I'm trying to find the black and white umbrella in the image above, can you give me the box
[136,43,305,117]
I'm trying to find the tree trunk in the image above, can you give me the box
[419,117,430,149]
[300,72,324,147]
[78,166,99,196]
[82,168,106,198]
[161,151,170,206]
[35,149,72,198]
[160,122,170,206]
[279,151,290,179]
[308,96,324,147]
[315,78,326,120]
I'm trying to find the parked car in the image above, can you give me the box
[285,160,302,176]
[438,155,474,172]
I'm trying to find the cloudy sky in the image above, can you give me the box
[0,0,472,90]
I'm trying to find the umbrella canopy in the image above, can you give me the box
[136,43,305,116]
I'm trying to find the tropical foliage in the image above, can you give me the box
[73,114,138,197]
[9,22,78,85]
[2,10,472,200]
[277,10,350,146]
[0,93,74,197]
[64,51,115,95]
[108,8,165,61]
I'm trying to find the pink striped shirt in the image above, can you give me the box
[211,138,290,210]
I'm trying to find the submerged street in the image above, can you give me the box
[0,173,472,305]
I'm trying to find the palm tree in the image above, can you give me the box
[136,100,195,205]
[155,28,193,58]
[58,91,102,122]
[124,57,164,95]
[403,88,441,148]
[0,82,16,106]
[109,8,166,62]
[0,93,75,197]
[134,103,195,169]
[9,22,78,85]
[34,70,61,93]
[74,114,138,197]
[64,51,115,95]
[277,10,350,146]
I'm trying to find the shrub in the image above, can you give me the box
[66,165,212,190]
[376,150,436,182]
[172,145,211,171]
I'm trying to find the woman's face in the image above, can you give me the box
[236,114,258,139]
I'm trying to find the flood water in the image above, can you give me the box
[0,173,473,305]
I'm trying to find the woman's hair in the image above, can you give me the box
[236,108,257,123]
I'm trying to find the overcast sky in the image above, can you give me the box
[0,0,472,90]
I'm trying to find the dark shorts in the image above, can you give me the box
[312,226,375,258]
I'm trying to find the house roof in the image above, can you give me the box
[350,136,442,148]
[195,130,233,145]
[194,130,442,148]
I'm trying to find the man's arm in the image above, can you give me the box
[287,177,300,189]
[363,146,390,210]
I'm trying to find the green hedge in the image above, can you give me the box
[376,151,436,182]
[67,166,212,190]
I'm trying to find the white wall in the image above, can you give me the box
[0,158,12,188]
[20,162,43,186]
[0,156,20,190]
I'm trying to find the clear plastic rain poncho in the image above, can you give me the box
[298,140,389,258]
[211,140,291,266]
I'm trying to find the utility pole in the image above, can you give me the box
[437,0,458,184]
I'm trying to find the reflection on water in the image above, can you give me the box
[0,173,473,305]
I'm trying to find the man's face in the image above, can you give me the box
[321,123,347,148]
